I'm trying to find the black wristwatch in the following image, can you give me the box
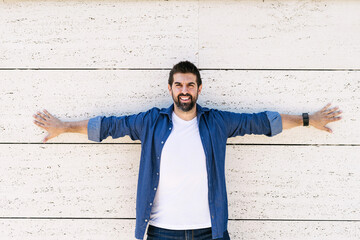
[302,113,309,126]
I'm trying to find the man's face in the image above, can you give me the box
[168,73,202,112]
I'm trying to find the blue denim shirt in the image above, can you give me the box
[87,104,282,239]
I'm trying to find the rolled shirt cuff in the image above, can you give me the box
[87,116,103,142]
[265,111,283,136]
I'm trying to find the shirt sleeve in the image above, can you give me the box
[219,110,282,138]
[87,111,148,142]
[264,111,283,136]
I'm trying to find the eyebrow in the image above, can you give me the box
[174,81,196,85]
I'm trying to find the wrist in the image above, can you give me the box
[308,114,315,127]
[62,120,89,134]
[62,122,71,133]
[302,113,309,126]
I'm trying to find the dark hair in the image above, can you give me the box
[168,61,202,87]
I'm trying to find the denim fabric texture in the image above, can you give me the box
[146,225,230,240]
[87,104,282,239]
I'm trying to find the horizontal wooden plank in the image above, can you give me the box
[1,219,360,240]
[199,0,360,69]
[2,1,360,69]
[203,70,359,144]
[228,220,360,240]
[0,70,358,144]
[0,219,134,240]
[0,1,198,68]
[0,144,139,218]
[226,145,360,220]
[1,145,359,220]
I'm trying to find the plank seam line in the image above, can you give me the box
[0,217,134,220]
[0,68,359,71]
[1,143,358,146]
[1,217,360,222]
[197,0,200,67]
[230,219,360,222]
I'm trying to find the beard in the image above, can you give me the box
[172,93,197,112]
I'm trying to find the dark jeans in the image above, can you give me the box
[146,224,230,240]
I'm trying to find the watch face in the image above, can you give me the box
[302,113,309,126]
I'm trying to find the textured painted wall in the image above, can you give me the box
[0,0,359,239]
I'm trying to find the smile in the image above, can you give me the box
[179,96,191,101]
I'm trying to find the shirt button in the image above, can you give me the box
[156,172,159,175]
[157,156,160,159]
[212,216,214,219]
[150,203,152,206]
[154,187,157,190]
[161,141,164,144]
[145,219,148,222]
[169,127,172,130]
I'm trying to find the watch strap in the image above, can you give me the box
[302,113,309,126]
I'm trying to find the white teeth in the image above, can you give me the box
[180,96,190,100]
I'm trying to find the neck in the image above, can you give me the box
[173,104,197,121]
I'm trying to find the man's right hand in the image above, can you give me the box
[33,109,66,143]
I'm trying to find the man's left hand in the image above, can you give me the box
[310,103,342,133]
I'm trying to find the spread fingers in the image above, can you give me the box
[37,111,50,119]
[43,109,53,118]
[323,106,339,115]
[33,113,47,124]
[326,110,342,118]
[33,119,46,128]
[321,103,331,112]
[329,116,342,122]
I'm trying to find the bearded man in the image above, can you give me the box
[33,61,342,240]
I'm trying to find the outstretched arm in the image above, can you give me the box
[33,109,89,143]
[281,103,342,133]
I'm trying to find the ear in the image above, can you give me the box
[198,84,202,95]
[168,84,172,94]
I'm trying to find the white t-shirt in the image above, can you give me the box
[149,112,211,229]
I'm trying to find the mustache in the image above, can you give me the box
[178,94,192,99]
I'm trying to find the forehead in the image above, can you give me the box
[173,73,197,84]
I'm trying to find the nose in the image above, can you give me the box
[181,85,189,94]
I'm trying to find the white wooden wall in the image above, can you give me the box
[1,0,359,239]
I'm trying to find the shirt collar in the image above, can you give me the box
[160,103,210,121]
